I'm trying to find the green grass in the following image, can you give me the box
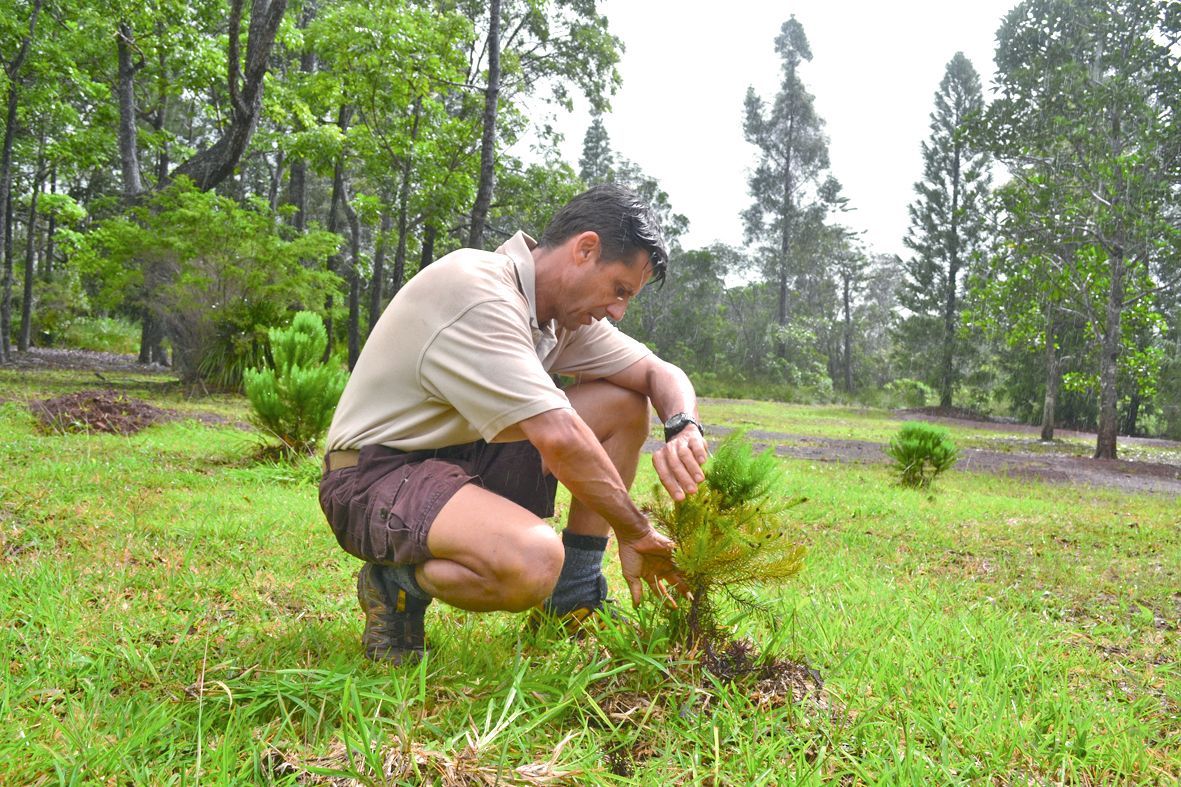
[1,371,1178,784]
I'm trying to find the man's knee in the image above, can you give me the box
[497,527,563,611]
[569,380,650,443]
[614,385,650,439]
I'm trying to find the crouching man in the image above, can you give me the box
[320,184,708,663]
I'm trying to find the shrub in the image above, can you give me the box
[884,378,935,408]
[74,178,342,388]
[60,316,141,355]
[243,312,348,456]
[885,421,959,489]
[649,432,807,647]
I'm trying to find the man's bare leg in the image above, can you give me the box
[418,484,563,612]
[563,380,651,536]
[542,380,650,616]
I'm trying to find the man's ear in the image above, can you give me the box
[572,231,602,266]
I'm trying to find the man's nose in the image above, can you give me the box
[606,301,627,321]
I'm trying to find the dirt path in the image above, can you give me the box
[645,422,1181,498]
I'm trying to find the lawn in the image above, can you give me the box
[1,370,1178,785]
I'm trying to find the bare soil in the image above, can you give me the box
[650,412,1181,497]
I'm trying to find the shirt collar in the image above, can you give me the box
[495,231,557,354]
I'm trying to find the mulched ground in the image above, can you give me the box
[29,390,170,435]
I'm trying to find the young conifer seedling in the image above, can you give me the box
[649,431,807,649]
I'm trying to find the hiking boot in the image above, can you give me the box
[356,563,429,664]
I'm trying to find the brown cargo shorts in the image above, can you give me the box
[318,441,558,567]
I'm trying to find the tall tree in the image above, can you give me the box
[982,0,1181,458]
[742,17,832,359]
[458,0,622,250]
[466,0,500,249]
[898,53,992,409]
[578,112,614,185]
[0,0,43,362]
[167,0,289,190]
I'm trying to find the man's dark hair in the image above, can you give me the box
[539,183,668,286]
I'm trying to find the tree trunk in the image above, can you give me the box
[41,169,55,278]
[1040,308,1058,442]
[939,140,962,410]
[1,190,12,361]
[137,313,166,365]
[282,4,317,231]
[367,210,390,337]
[1122,389,1141,437]
[842,274,853,393]
[420,224,437,270]
[322,120,348,360]
[467,0,501,249]
[168,0,288,191]
[0,0,42,362]
[341,186,362,369]
[1094,251,1125,460]
[152,19,171,186]
[390,96,421,299]
[18,160,41,351]
[286,159,307,231]
[116,21,145,196]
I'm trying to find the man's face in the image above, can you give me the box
[556,246,652,331]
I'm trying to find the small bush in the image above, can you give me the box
[60,316,142,355]
[885,421,959,489]
[884,378,935,408]
[243,312,348,456]
[650,432,807,647]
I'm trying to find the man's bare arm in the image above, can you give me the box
[504,407,684,603]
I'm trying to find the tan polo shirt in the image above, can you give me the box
[325,231,653,452]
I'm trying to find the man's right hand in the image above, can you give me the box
[617,527,690,606]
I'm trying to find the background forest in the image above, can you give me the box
[1,0,1179,460]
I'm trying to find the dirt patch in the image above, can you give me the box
[29,389,238,435]
[640,415,1181,496]
[701,637,827,711]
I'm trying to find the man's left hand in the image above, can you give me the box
[652,425,708,502]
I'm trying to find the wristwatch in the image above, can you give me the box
[663,412,703,442]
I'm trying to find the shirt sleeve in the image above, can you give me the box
[549,318,654,380]
[419,299,572,442]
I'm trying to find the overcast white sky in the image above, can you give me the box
[537,0,1019,258]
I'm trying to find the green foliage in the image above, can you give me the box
[884,378,935,409]
[58,316,141,355]
[243,311,348,456]
[75,179,342,387]
[650,432,806,644]
[885,421,959,489]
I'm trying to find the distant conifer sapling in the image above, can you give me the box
[649,432,807,648]
[244,311,348,456]
[885,421,959,488]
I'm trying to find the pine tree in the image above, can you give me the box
[244,312,349,456]
[578,113,615,185]
[742,16,833,356]
[897,53,992,409]
[650,432,806,647]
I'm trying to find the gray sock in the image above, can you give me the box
[383,563,432,606]
[545,531,609,615]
